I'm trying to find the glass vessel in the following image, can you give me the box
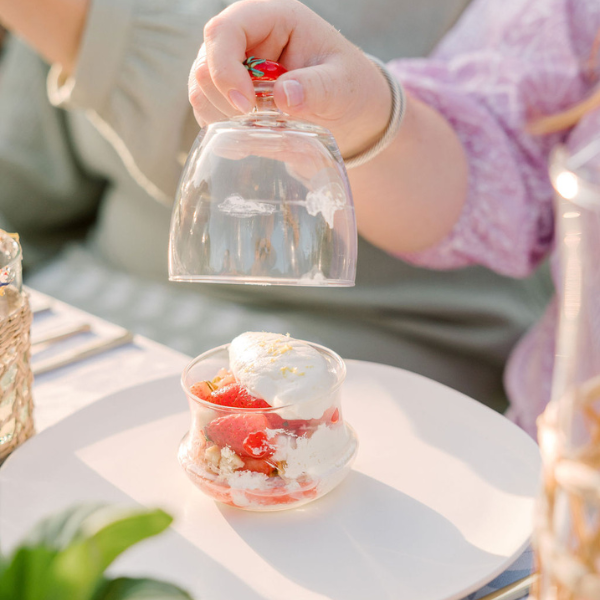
[169,59,357,286]
[178,343,358,511]
[533,141,600,599]
[0,231,34,463]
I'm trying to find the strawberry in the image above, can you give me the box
[244,477,319,506]
[265,413,306,431]
[243,430,275,459]
[190,381,213,401]
[205,413,270,457]
[210,383,270,409]
[266,406,341,436]
[322,406,340,424]
[213,369,236,389]
[242,456,277,476]
[244,57,287,81]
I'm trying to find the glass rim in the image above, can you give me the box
[180,341,347,413]
[169,274,355,287]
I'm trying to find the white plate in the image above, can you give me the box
[0,360,540,600]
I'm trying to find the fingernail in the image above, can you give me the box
[282,80,304,107]
[229,90,252,113]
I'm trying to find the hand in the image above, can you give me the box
[188,0,392,159]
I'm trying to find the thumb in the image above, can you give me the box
[273,61,352,122]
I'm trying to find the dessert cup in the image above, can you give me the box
[178,343,358,511]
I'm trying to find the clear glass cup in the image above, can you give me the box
[169,67,358,286]
[178,343,358,511]
[533,142,600,599]
[0,231,34,463]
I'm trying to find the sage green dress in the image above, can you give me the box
[0,0,552,410]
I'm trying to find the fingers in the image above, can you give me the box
[187,0,368,136]
[189,45,240,127]
[202,0,299,111]
[273,59,353,122]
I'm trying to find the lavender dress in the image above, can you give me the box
[390,0,600,436]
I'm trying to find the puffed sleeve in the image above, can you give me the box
[47,0,225,205]
[389,0,600,278]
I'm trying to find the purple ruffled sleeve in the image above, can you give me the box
[388,0,600,278]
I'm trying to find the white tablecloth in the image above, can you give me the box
[8,287,533,600]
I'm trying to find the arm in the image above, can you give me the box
[191,0,468,255]
[190,0,600,274]
[0,0,88,74]
[346,93,469,255]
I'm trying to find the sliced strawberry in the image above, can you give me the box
[321,406,340,425]
[190,381,213,401]
[244,478,319,506]
[243,431,275,459]
[266,407,340,436]
[265,413,306,432]
[242,456,277,476]
[213,369,236,389]
[209,383,270,409]
[205,413,270,456]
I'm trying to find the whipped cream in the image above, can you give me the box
[229,332,338,419]
[270,424,354,479]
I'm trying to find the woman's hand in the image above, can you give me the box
[188,0,391,160]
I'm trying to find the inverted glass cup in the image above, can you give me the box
[178,343,358,511]
[169,80,357,286]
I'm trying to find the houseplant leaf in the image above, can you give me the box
[94,577,193,600]
[0,545,57,600]
[0,505,178,600]
[50,507,173,600]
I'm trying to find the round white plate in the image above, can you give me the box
[0,360,540,600]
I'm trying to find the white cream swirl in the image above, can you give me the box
[228,332,338,419]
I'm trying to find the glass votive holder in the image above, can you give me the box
[0,231,34,464]
[178,343,358,511]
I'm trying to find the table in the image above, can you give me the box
[27,287,189,432]
[0,288,534,600]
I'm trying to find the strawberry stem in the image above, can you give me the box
[243,56,266,78]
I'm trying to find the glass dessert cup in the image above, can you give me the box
[168,75,358,286]
[178,343,358,511]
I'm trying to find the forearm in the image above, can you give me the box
[0,0,88,73]
[349,93,469,256]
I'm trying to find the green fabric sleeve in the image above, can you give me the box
[0,37,105,268]
[47,0,225,204]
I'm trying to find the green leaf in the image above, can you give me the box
[50,508,173,600]
[94,577,193,600]
[24,504,107,551]
[0,505,176,600]
[0,545,57,600]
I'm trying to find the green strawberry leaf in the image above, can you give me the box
[93,577,193,600]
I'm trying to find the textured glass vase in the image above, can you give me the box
[0,231,34,463]
[533,142,600,599]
